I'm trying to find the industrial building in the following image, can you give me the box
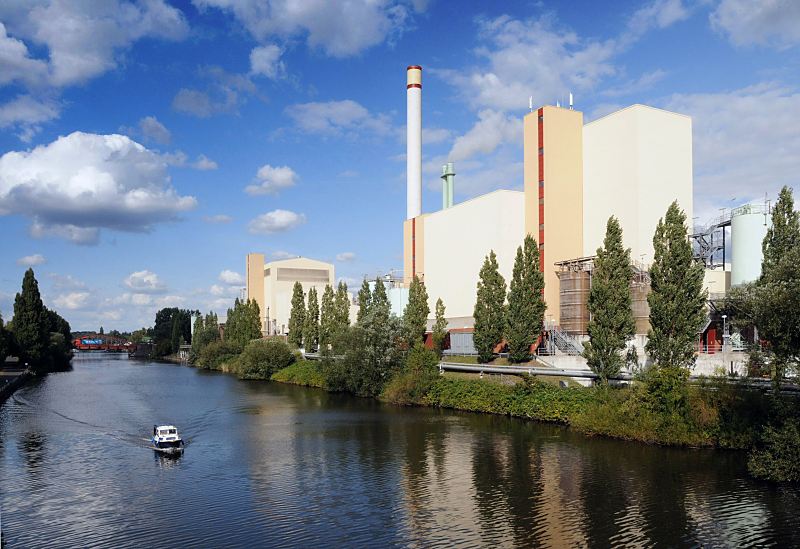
[402,64,694,332]
[245,253,335,335]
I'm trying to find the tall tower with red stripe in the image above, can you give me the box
[403,65,425,282]
[523,105,584,324]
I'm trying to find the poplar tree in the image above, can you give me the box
[357,279,372,324]
[12,268,49,370]
[304,287,320,351]
[646,201,706,369]
[0,312,9,364]
[432,298,448,358]
[287,281,305,347]
[583,217,635,382]
[729,186,800,388]
[335,281,351,332]
[403,275,430,346]
[319,284,335,348]
[506,235,546,363]
[372,277,390,322]
[761,186,799,280]
[473,251,507,363]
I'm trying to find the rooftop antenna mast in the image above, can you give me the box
[569,92,574,110]
[529,96,533,112]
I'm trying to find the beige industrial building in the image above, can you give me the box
[404,190,525,323]
[402,68,694,332]
[245,253,335,335]
[582,105,693,265]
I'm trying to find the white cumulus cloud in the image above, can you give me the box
[192,0,423,58]
[203,214,232,224]
[0,131,197,244]
[285,100,393,137]
[248,209,306,234]
[336,252,356,262]
[245,164,298,195]
[124,270,167,294]
[16,253,46,266]
[137,115,171,144]
[219,270,245,285]
[710,0,800,48]
[53,291,91,310]
[0,0,188,87]
[250,44,285,79]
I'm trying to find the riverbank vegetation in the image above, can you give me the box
[178,196,799,483]
[0,268,72,373]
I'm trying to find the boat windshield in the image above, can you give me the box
[158,429,177,435]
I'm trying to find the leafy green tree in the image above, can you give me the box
[646,201,706,369]
[583,217,635,382]
[334,281,351,333]
[319,284,335,349]
[506,235,546,363]
[99,326,104,335]
[304,287,320,351]
[402,275,429,346]
[357,279,372,323]
[431,298,448,358]
[236,338,295,380]
[473,251,507,363]
[287,282,305,348]
[12,268,49,370]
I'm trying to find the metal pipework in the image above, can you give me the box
[440,161,455,209]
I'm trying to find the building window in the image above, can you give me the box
[538,180,544,187]
[539,224,544,231]
[538,147,543,155]
[538,115,543,122]
[539,198,544,205]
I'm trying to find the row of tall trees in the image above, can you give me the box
[473,235,546,363]
[0,269,72,373]
[288,281,351,351]
[224,298,261,350]
[470,201,709,382]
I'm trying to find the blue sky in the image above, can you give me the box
[1,0,799,331]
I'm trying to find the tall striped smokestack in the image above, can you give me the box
[406,65,422,220]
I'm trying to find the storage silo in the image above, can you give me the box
[731,203,769,286]
[557,270,590,335]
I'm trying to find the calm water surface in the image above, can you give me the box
[1,354,798,548]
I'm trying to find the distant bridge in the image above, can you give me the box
[72,336,132,352]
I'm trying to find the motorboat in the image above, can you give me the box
[151,425,184,455]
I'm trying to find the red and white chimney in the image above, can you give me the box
[406,65,422,220]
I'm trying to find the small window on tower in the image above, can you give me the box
[538,147,543,155]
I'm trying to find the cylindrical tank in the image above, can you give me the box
[558,270,590,335]
[731,203,769,286]
[631,281,651,335]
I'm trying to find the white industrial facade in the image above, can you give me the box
[421,190,525,323]
[246,255,335,335]
[582,105,693,265]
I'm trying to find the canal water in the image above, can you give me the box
[1,354,798,548]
